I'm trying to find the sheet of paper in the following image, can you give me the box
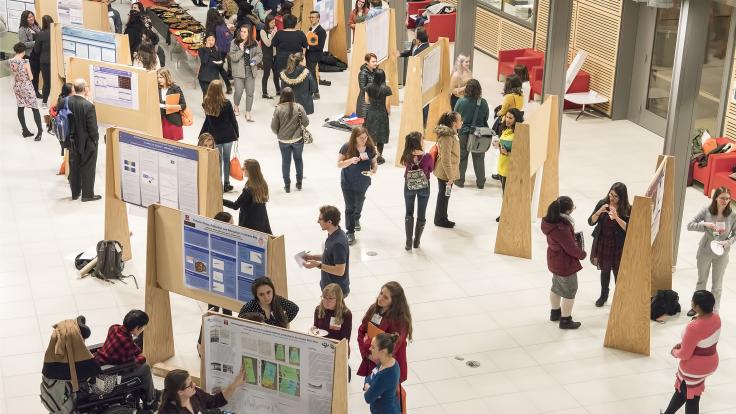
[90,66,139,110]
[158,153,179,209]
[293,251,307,268]
[119,141,141,205]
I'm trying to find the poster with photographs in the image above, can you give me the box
[203,314,337,414]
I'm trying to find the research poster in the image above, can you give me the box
[183,213,268,302]
[1,0,36,32]
[90,65,139,110]
[57,0,83,26]
[203,314,337,414]
[118,131,199,213]
[314,0,336,31]
[62,26,117,63]
[422,47,441,94]
[366,8,389,62]
[645,160,667,245]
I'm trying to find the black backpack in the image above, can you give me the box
[94,240,125,280]
[651,289,681,321]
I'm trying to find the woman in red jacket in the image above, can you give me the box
[541,196,587,329]
[357,281,413,383]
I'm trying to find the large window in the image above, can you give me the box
[478,0,537,28]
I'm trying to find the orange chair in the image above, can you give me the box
[423,12,456,42]
[689,137,736,195]
[497,48,544,81]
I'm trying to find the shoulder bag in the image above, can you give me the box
[406,156,429,190]
[298,109,314,144]
[467,100,495,153]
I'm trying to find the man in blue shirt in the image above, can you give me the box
[304,205,350,297]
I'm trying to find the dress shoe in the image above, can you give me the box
[595,289,609,307]
[377,156,385,165]
[34,132,42,141]
[559,316,581,330]
[491,174,501,181]
[81,195,102,202]
[319,79,331,86]
[72,195,80,200]
[476,181,485,189]
[262,94,273,99]
[22,129,33,138]
[434,220,454,228]
[224,184,234,192]
[313,93,320,100]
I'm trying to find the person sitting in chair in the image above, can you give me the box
[95,309,160,411]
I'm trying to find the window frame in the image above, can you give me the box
[477,0,539,30]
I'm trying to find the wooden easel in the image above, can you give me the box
[104,128,222,261]
[143,204,288,382]
[393,37,451,166]
[345,8,399,116]
[298,0,348,63]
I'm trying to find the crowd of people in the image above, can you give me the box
[15,1,735,413]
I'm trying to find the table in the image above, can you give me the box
[564,91,610,120]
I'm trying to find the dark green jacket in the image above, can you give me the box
[454,97,490,135]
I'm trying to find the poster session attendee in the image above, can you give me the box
[229,23,262,121]
[433,112,462,228]
[272,14,307,74]
[306,10,327,98]
[260,16,280,98]
[238,277,299,328]
[356,53,377,118]
[453,79,489,189]
[32,15,53,108]
[337,126,378,245]
[495,108,523,222]
[10,43,43,141]
[198,34,226,96]
[271,87,308,192]
[304,205,350,297]
[158,369,244,414]
[363,333,401,414]
[200,80,239,193]
[223,159,272,234]
[157,68,186,141]
[363,68,392,165]
[67,79,101,202]
[312,283,352,342]
[348,0,369,37]
[685,186,736,316]
[279,52,317,115]
[400,132,433,250]
[449,54,472,110]
[18,10,41,98]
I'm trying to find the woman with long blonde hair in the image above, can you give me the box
[279,52,317,114]
[312,283,352,342]
[223,159,272,234]
[450,54,472,109]
[200,80,239,192]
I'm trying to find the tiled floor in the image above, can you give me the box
[1,5,734,413]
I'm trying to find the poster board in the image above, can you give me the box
[202,313,348,414]
[143,204,288,381]
[366,9,390,62]
[314,0,336,30]
[105,128,222,261]
[35,0,109,32]
[651,155,674,294]
[565,50,587,93]
[344,8,398,116]
[645,160,666,244]
[67,57,161,137]
[536,96,561,218]
[2,0,35,32]
[421,46,441,97]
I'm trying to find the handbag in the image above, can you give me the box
[298,110,314,144]
[230,142,244,180]
[466,100,494,153]
[180,107,194,126]
[406,156,429,190]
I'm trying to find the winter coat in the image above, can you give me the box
[229,40,263,79]
[432,125,460,182]
[541,218,586,276]
[280,65,317,114]
[355,63,374,117]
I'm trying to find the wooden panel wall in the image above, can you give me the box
[723,54,736,140]
[474,7,534,57]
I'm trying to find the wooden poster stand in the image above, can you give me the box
[49,23,131,113]
[67,57,162,137]
[604,155,674,356]
[143,204,289,381]
[393,37,451,167]
[344,8,399,116]
[104,127,223,261]
[201,313,349,414]
[493,96,553,259]
[535,96,561,218]
[298,0,348,64]
[35,0,110,32]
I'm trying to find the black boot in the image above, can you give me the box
[413,219,426,248]
[404,216,414,251]
[595,289,609,307]
[550,308,561,322]
[559,316,581,329]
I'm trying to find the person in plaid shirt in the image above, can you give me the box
[95,310,160,411]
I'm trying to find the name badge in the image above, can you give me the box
[370,313,382,326]
[329,317,341,330]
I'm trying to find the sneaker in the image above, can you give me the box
[354,220,361,231]
[347,233,355,245]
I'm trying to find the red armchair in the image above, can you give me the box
[406,1,431,29]
[497,48,544,81]
[529,66,591,108]
[689,137,736,196]
[423,12,456,42]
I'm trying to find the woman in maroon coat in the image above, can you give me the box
[541,196,586,329]
[357,281,412,383]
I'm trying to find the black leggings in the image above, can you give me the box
[262,55,279,95]
[600,262,620,291]
[663,380,700,414]
[377,142,384,155]
[18,107,42,134]
[41,63,51,103]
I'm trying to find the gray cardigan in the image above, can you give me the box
[19,24,41,50]
[229,41,263,79]
[271,102,309,143]
[687,207,736,252]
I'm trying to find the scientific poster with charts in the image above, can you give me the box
[366,8,389,62]
[2,0,36,33]
[422,46,441,94]
[90,65,139,110]
[57,0,83,26]
[314,0,336,31]
[62,26,117,63]
[118,131,199,213]
[183,213,268,302]
[203,314,337,414]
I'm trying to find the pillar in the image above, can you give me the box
[662,0,710,264]
[388,0,408,83]
[344,0,352,47]
[454,0,477,69]
[541,0,573,136]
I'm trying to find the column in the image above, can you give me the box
[454,0,477,69]
[388,0,408,83]
[663,0,710,263]
[541,0,573,133]
[344,0,353,47]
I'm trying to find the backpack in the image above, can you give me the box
[40,376,74,414]
[94,240,125,281]
[650,289,681,321]
[52,97,73,147]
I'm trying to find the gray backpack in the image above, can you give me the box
[94,240,125,280]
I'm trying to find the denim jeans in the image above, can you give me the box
[341,184,368,234]
[217,142,233,186]
[278,141,304,186]
[404,185,430,221]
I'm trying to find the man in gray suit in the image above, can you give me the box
[67,79,101,202]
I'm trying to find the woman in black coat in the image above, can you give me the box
[32,15,53,106]
[223,159,272,234]
[200,80,239,192]
[124,10,146,59]
[279,52,316,114]
[157,68,186,141]
[198,34,225,96]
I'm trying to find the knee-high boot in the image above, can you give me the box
[404,216,414,251]
[413,219,426,248]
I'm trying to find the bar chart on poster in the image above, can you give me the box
[90,65,139,110]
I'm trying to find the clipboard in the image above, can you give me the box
[165,93,180,114]
[367,323,384,340]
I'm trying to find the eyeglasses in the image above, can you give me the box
[321,296,337,301]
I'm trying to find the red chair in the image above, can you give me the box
[529,66,591,109]
[497,48,544,81]
[406,1,431,29]
[423,12,456,42]
[689,137,736,195]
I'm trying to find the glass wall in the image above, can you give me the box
[478,0,536,28]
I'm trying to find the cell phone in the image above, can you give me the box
[445,185,452,197]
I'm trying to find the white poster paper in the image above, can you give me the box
[57,0,83,26]
[90,65,139,110]
[422,46,441,94]
[645,160,666,245]
[203,314,337,414]
[366,9,389,62]
[61,26,117,63]
[314,0,336,31]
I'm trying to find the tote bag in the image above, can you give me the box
[230,142,244,180]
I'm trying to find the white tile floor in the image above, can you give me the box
[0,5,735,412]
